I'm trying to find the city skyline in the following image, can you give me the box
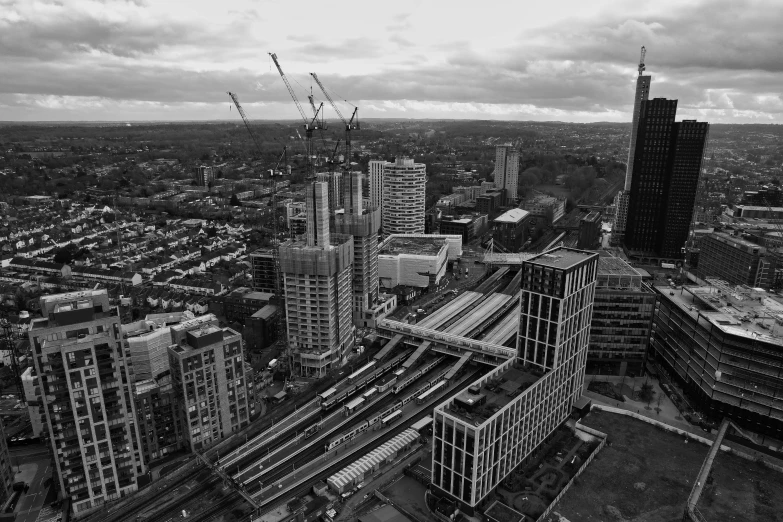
[1,0,781,123]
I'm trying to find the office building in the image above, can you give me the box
[623,99,709,260]
[382,157,426,235]
[475,190,505,217]
[439,215,488,243]
[612,50,651,245]
[196,165,214,187]
[334,171,382,324]
[28,289,145,514]
[697,232,776,289]
[431,248,597,512]
[379,236,449,290]
[588,257,655,376]
[651,283,783,443]
[578,210,602,250]
[168,315,251,451]
[492,209,531,252]
[733,205,783,220]
[280,182,354,377]
[520,193,565,225]
[743,185,783,207]
[368,160,389,210]
[493,144,519,201]
[249,249,279,295]
[0,420,10,507]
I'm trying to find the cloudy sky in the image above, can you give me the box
[1,0,781,123]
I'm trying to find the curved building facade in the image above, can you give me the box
[382,157,426,235]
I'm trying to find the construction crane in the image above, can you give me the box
[269,53,326,178]
[310,72,359,170]
[638,45,646,76]
[227,91,284,316]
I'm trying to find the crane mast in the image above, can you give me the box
[269,53,325,178]
[227,91,284,322]
[310,73,359,170]
[638,46,646,76]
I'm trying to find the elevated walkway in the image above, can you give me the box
[377,319,514,362]
[402,341,431,370]
[374,334,404,362]
[445,352,472,381]
[482,253,535,265]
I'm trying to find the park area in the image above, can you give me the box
[552,410,783,522]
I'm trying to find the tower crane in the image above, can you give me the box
[227,92,285,340]
[310,72,359,170]
[638,46,646,76]
[269,53,326,178]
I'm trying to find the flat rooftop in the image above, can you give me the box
[446,365,541,425]
[528,248,596,270]
[656,283,783,346]
[597,257,640,277]
[494,208,530,224]
[380,236,446,256]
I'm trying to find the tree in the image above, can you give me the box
[230,194,241,206]
[639,381,656,405]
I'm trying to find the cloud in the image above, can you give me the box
[1,0,782,122]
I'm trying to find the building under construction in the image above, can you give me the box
[280,181,354,377]
[334,171,382,325]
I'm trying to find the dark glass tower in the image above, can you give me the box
[624,98,708,258]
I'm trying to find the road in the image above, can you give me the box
[13,459,55,522]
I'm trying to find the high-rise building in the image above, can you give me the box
[196,165,214,187]
[588,257,655,376]
[280,181,354,377]
[249,249,279,295]
[133,377,182,464]
[493,144,519,201]
[168,315,251,451]
[382,157,426,235]
[697,232,776,289]
[28,289,145,515]
[612,49,651,245]
[368,160,389,210]
[624,99,709,259]
[334,171,382,324]
[431,248,597,513]
[316,171,343,213]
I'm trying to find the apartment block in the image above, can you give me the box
[28,289,145,515]
[494,144,519,201]
[249,249,280,295]
[382,157,426,235]
[588,257,655,377]
[168,316,251,451]
[133,377,182,464]
[280,182,355,377]
[431,248,597,513]
[368,160,389,210]
[334,171,382,325]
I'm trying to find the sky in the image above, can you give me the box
[1,0,782,124]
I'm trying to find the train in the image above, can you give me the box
[393,357,445,394]
[319,351,408,410]
[324,364,453,452]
